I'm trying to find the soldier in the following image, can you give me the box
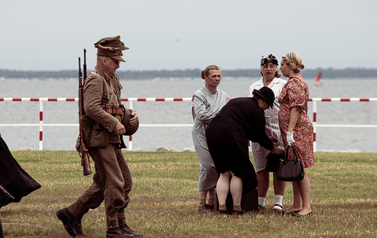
[56,36,142,238]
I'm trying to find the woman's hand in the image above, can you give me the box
[272,147,284,155]
[286,131,295,146]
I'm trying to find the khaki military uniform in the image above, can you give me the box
[68,67,132,229]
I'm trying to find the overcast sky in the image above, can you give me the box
[1,0,376,71]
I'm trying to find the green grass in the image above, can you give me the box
[1,151,377,237]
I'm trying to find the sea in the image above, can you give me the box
[0,77,376,152]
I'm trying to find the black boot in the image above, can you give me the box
[120,224,143,237]
[56,208,77,237]
[106,227,133,238]
[74,216,86,236]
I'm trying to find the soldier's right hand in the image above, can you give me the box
[115,121,126,135]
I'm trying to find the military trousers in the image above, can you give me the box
[68,143,132,229]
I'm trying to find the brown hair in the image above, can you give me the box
[252,91,261,100]
[201,65,221,79]
[282,52,305,73]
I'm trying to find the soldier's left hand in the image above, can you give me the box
[130,111,138,126]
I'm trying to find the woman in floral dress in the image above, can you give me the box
[278,52,314,217]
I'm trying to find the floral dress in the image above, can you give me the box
[278,74,314,168]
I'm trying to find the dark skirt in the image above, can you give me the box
[0,136,41,208]
[206,115,258,194]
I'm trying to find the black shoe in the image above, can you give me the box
[218,209,228,215]
[292,211,313,217]
[283,209,301,216]
[120,224,143,237]
[198,204,207,211]
[56,208,77,237]
[232,210,243,215]
[206,204,214,211]
[107,227,134,238]
[74,219,86,236]
[199,204,214,212]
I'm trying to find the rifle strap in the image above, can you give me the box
[94,68,114,104]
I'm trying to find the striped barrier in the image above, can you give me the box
[0,97,376,151]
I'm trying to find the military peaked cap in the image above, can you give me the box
[95,35,129,62]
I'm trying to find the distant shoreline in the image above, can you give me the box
[1,68,377,79]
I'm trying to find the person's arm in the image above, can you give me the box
[287,107,300,132]
[193,96,215,124]
[84,75,119,132]
[251,109,274,151]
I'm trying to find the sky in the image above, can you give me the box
[1,0,377,71]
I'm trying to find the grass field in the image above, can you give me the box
[1,151,377,238]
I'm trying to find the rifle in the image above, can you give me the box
[0,184,14,200]
[78,49,91,176]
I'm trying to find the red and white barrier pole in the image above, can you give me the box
[1,97,376,152]
[39,100,44,150]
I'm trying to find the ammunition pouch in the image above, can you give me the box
[100,104,125,121]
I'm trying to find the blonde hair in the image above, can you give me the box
[282,52,305,73]
[201,65,221,79]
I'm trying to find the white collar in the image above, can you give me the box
[261,77,280,87]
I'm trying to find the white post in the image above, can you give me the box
[312,100,317,152]
[39,100,44,151]
[128,100,134,150]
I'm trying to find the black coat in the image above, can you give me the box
[206,97,274,194]
[0,136,41,208]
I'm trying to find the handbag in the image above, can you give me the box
[276,146,304,181]
[265,151,284,172]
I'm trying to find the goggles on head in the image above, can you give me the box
[261,54,278,66]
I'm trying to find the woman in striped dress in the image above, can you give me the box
[248,54,287,212]
[192,65,230,211]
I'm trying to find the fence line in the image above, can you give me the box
[1,97,376,151]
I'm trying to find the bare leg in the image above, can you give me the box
[272,172,286,210]
[296,172,311,215]
[273,172,286,196]
[257,170,270,197]
[257,170,269,208]
[229,172,243,211]
[286,181,302,212]
[216,171,231,210]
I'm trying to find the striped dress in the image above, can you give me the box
[192,86,230,191]
[248,77,287,172]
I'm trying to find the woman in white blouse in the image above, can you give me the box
[248,54,287,212]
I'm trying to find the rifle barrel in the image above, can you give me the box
[83,49,87,80]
